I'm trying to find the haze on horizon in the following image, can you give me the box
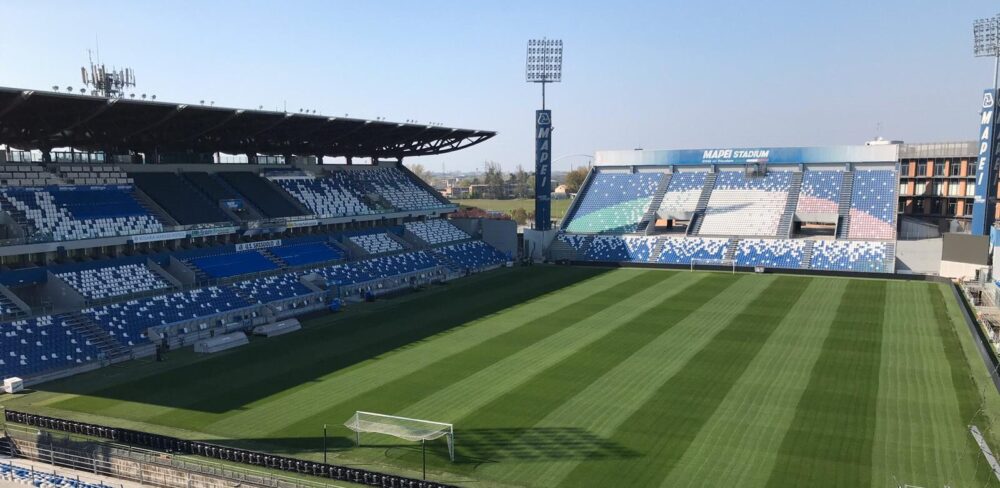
[0,0,996,172]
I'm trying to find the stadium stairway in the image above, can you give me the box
[560,169,596,228]
[0,193,35,235]
[257,249,287,269]
[800,240,815,268]
[130,187,179,227]
[429,248,462,272]
[60,312,131,359]
[687,173,717,236]
[648,237,666,262]
[836,173,854,239]
[884,242,897,273]
[775,172,802,238]
[639,173,671,235]
[723,238,739,262]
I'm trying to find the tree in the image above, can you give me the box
[509,165,533,198]
[510,207,529,225]
[483,161,506,199]
[406,163,434,185]
[563,166,590,193]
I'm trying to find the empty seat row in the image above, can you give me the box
[349,233,404,255]
[797,171,843,215]
[188,251,279,279]
[435,241,508,270]
[131,172,231,225]
[348,167,449,211]
[56,263,171,300]
[272,174,375,218]
[698,171,791,237]
[564,171,661,234]
[734,239,804,269]
[314,251,441,286]
[404,219,470,245]
[218,172,305,218]
[0,315,100,379]
[0,186,163,241]
[0,461,110,488]
[658,172,706,219]
[810,240,889,272]
[83,286,251,346]
[233,273,316,304]
[848,170,897,240]
[269,241,344,266]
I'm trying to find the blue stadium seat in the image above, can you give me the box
[270,242,344,266]
[810,240,888,272]
[734,239,804,269]
[564,171,661,234]
[233,273,316,303]
[797,171,843,215]
[435,241,508,270]
[848,170,897,240]
[0,315,100,379]
[699,171,791,236]
[0,186,163,241]
[189,251,279,279]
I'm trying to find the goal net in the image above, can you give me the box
[690,258,736,273]
[344,411,455,461]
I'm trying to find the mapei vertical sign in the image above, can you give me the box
[972,89,999,235]
[534,110,552,230]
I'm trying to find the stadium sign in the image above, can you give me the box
[235,239,282,252]
[535,109,552,230]
[129,230,189,244]
[596,144,899,166]
[971,88,999,235]
[188,226,238,238]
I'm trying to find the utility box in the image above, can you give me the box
[3,377,24,394]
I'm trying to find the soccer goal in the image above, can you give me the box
[344,411,455,461]
[689,258,736,273]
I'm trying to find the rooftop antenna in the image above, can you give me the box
[81,47,136,99]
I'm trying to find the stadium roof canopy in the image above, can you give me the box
[0,87,495,159]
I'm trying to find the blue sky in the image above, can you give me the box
[0,0,997,172]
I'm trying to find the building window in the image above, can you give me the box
[950,161,963,176]
[914,199,925,212]
[901,162,911,175]
[899,183,908,195]
[932,181,944,195]
[948,181,960,195]
[915,181,927,194]
[917,162,927,175]
[967,182,976,196]
[934,161,945,176]
[948,200,957,216]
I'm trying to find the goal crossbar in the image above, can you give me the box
[344,411,455,461]
[690,258,736,273]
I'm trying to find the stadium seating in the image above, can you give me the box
[0,186,164,241]
[810,240,888,272]
[184,172,244,202]
[55,164,132,185]
[232,273,316,304]
[0,463,109,488]
[848,170,897,240]
[557,233,590,250]
[435,241,508,270]
[564,171,661,233]
[584,235,655,262]
[0,315,100,378]
[315,251,440,286]
[734,239,805,269]
[404,219,470,245]
[272,174,375,218]
[56,263,171,300]
[0,294,19,317]
[269,241,344,266]
[349,233,404,255]
[349,167,449,211]
[189,251,279,279]
[0,164,61,186]
[796,171,843,215]
[131,173,231,225]
[657,237,728,265]
[698,171,790,237]
[658,172,706,219]
[83,286,251,345]
[217,172,304,218]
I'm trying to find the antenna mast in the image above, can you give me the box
[81,49,136,99]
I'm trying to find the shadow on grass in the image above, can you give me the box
[198,426,640,466]
[35,267,610,414]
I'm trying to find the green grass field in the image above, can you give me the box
[3,267,999,487]
[459,198,572,219]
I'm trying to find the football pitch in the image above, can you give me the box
[3,267,1000,487]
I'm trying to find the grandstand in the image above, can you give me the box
[551,145,900,274]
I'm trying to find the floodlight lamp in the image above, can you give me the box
[974,14,1000,57]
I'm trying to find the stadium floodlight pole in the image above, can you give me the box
[526,38,563,231]
[975,14,1000,89]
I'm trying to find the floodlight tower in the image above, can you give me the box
[526,38,562,231]
[971,14,1000,235]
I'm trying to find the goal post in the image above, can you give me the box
[689,258,736,273]
[344,411,455,461]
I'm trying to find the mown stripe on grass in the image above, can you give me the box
[763,279,886,488]
[558,275,811,487]
[658,277,847,487]
[263,270,682,445]
[445,272,740,464]
[202,268,647,435]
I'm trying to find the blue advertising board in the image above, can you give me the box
[534,110,552,230]
[972,89,999,236]
[596,144,899,166]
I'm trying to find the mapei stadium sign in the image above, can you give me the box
[701,149,770,163]
[534,109,552,230]
[971,88,999,235]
